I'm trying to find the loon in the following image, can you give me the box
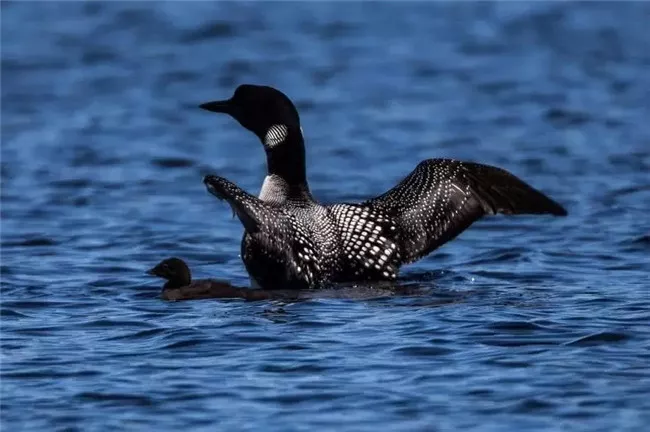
[147,257,291,301]
[199,84,567,290]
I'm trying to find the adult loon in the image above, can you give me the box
[147,257,290,301]
[199,85,567,290]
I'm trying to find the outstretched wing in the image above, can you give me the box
[364,159,567,264]
[204,174,269,233]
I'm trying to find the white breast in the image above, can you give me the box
[259,174,289,204]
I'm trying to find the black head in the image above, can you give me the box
[147,257,192,288]
[199,84,301,147]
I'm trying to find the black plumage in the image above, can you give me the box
[147,257,292,301]
[200,85,567,290]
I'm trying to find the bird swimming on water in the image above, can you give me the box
[147,257,289,301]
[199,84,567,290]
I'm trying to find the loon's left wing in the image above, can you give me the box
[364,159,567,264]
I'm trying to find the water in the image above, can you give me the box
[2,2,649,430]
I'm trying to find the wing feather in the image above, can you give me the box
[364,159,567,264]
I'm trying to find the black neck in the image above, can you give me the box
[265,128,309,190]
[163,278,189,290]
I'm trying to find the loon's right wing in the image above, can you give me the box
[364,159,567,264]
[203,174,267,233]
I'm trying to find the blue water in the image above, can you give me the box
[2,2,650,430]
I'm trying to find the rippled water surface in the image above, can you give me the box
[2,2,650,431]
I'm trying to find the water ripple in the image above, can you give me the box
[2,1,650,431]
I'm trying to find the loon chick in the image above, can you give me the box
[146,257,287,301]
[200,84,567,290]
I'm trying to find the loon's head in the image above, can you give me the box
[199,84,301,149]
[147,257,192,288]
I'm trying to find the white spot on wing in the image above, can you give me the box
[451,182,466,195]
